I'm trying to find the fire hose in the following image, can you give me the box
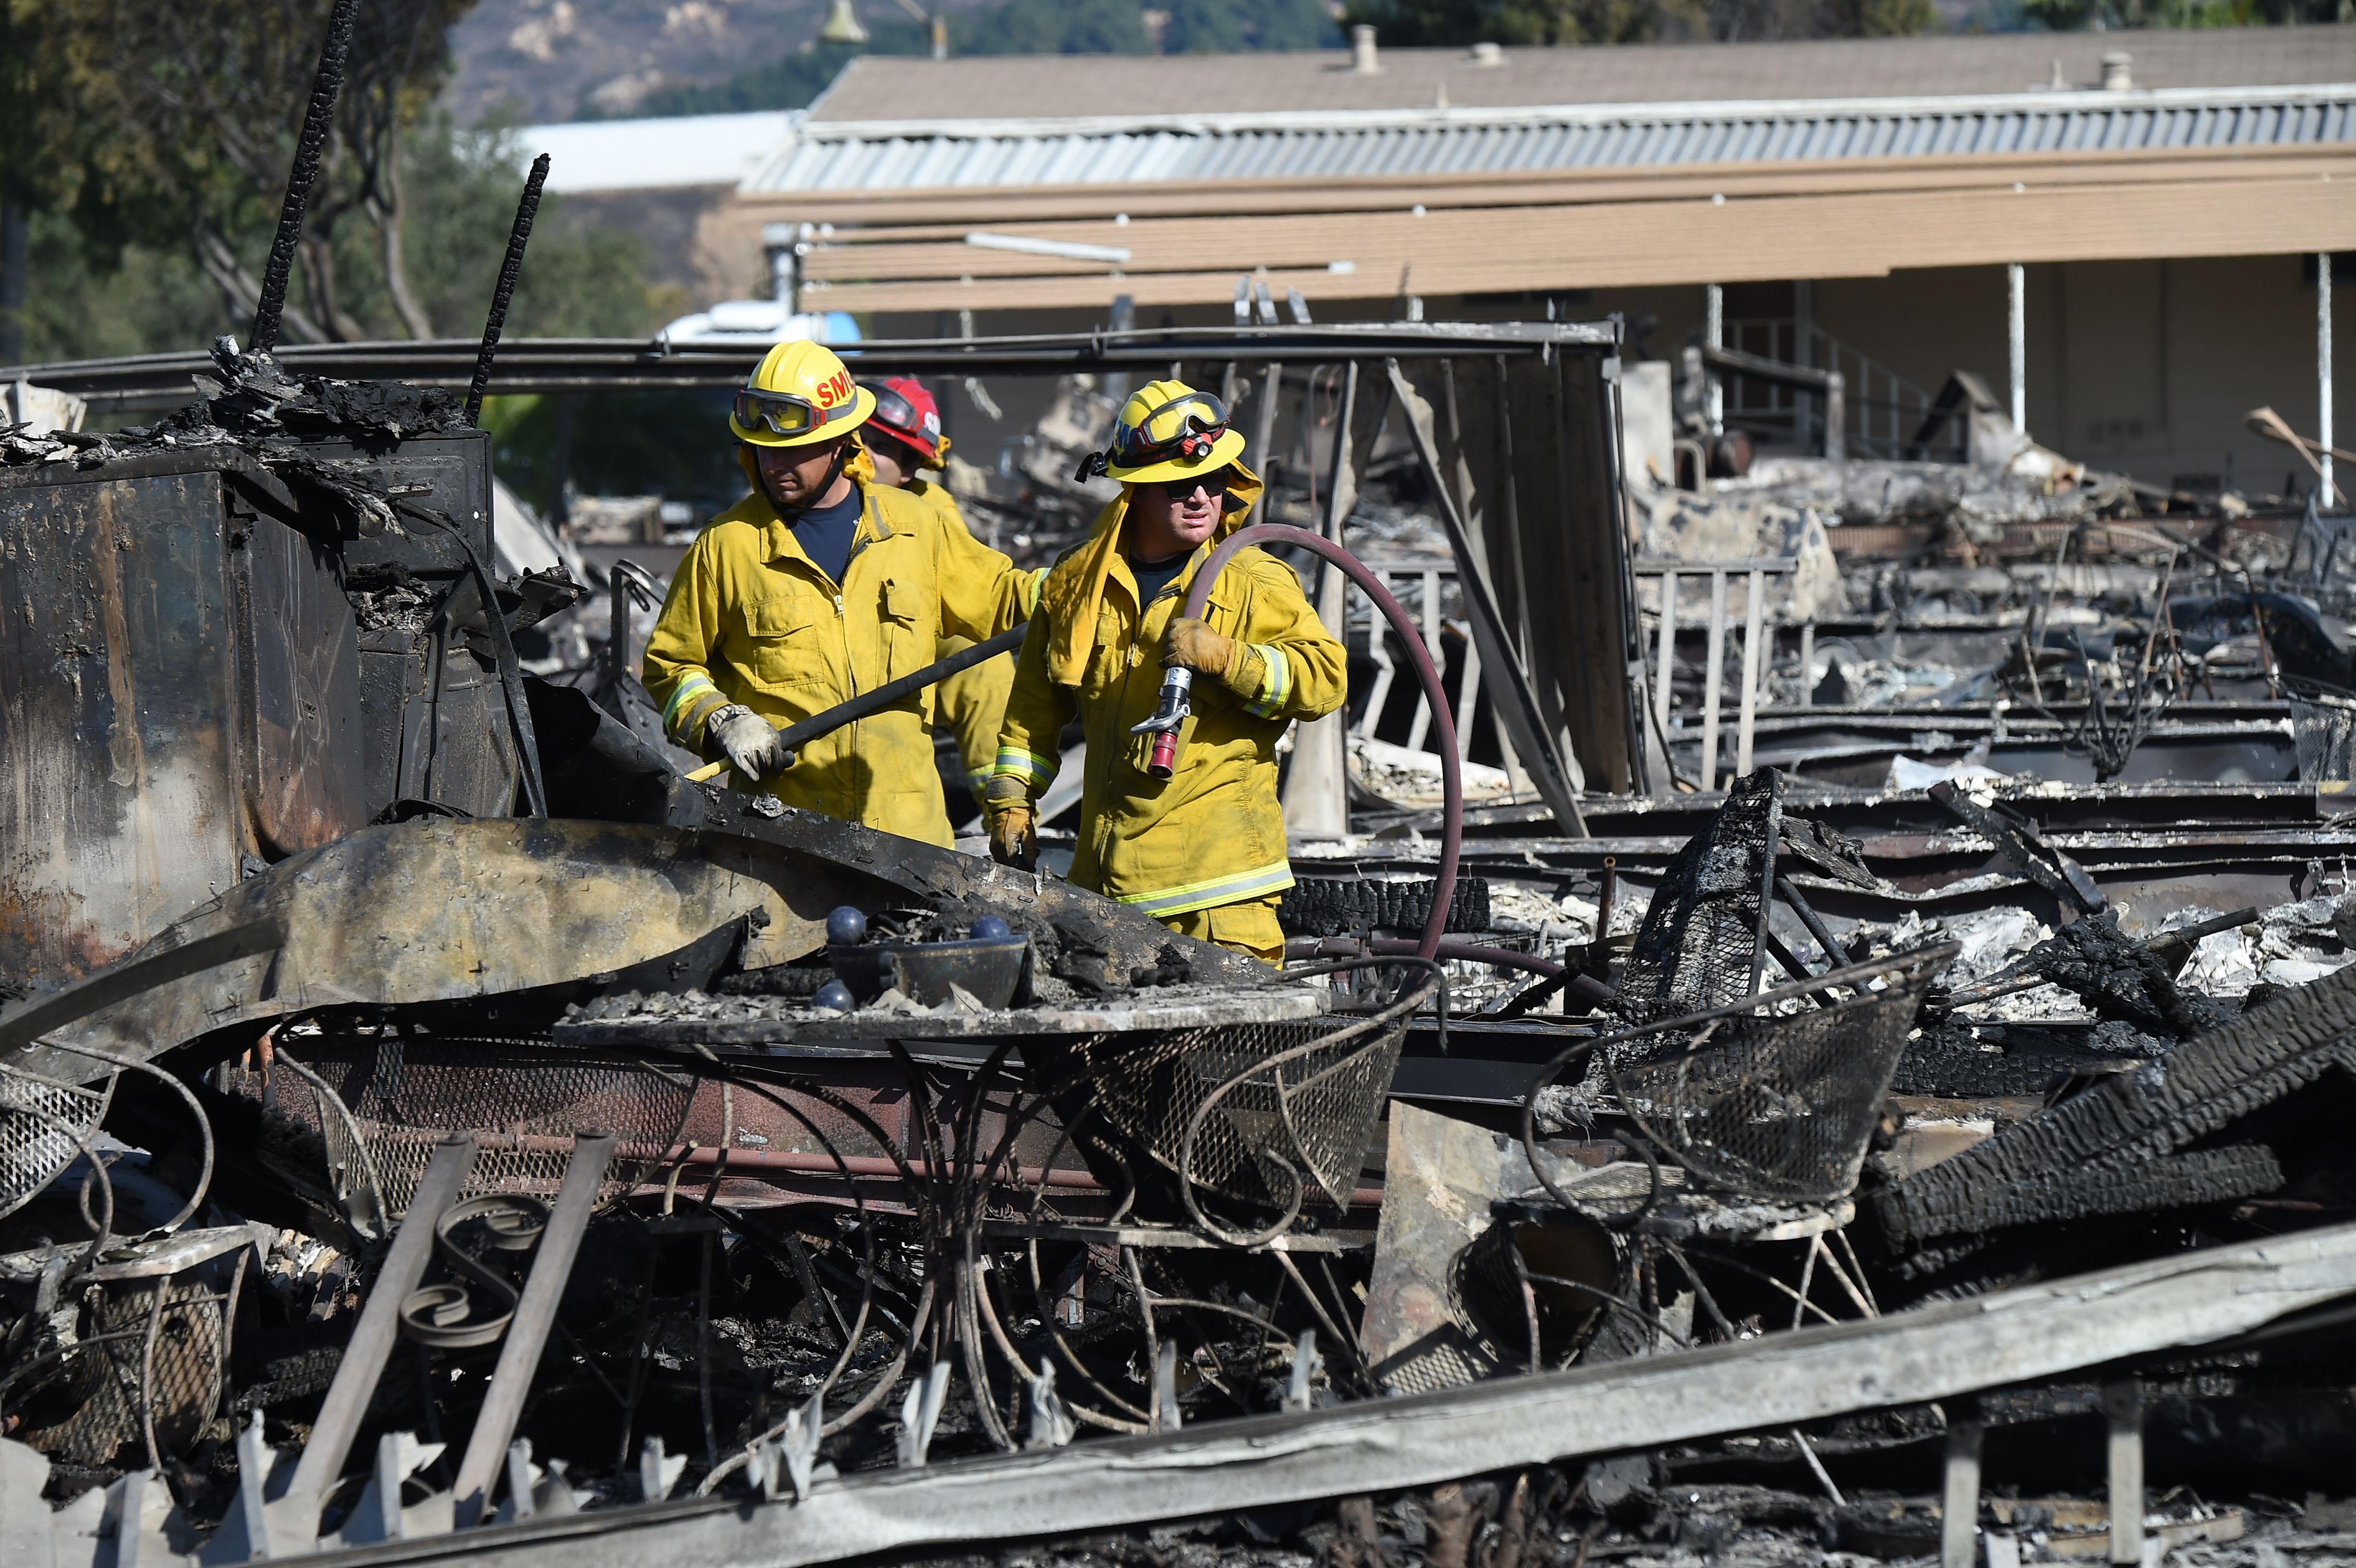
[1134,523,1462,962]
[1159,525,1611,1005]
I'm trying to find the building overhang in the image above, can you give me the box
[730,83,2356,310]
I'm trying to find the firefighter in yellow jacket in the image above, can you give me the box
[984,380,1347,961]
[641,341,1032,846]
[860,374,1017,807]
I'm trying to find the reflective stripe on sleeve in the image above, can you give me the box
[991,746,1059,790]
[663,673,722,733]
[1241,643,1291,719]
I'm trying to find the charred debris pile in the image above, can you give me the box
[1617,368,2356,798]
[6,34,2356,1551]
[8,709,2356,1568]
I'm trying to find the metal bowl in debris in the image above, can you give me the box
[828,935,1031,1009]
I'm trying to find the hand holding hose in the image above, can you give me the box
[1162,524,1461,961]
[1161,616,1265,700]
[709,705,791,783]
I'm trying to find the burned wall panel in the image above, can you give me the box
[0,469,252,991]
[241,514,367,857]
[0,458,380,991]
[1498,347,1643,793]
[359,636,524,821]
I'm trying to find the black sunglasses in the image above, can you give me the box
[1150,468,1233,501]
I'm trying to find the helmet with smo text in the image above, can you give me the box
[728,339,876,448]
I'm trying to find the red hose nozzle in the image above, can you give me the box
[1132,666,1194,779]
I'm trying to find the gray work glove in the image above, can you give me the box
[707,704,790,784]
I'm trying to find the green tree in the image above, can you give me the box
[1812,0,1940,31]
[377,124,666,342]
[8,0,475,344]
[971,0,1154,52]
[1338,0,1705,44]
[629,43,876,118]
[13,125,665,365]
[12,212,230,365]
[2021,0,2344,24]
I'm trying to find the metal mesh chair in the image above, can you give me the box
[1617,769,1782,1023]
[1611,953,1944,1203]
[1530,946,1954,1210]
[1031,972,1433,1245]
[0,1064,112,1222]
[8,1232,250,1474]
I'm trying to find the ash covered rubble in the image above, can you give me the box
[1612,358,2356,800]
[1108,381,2356,1563]
[12,719,2356,1568]
[14,252,2356,1568]
[0,307,1411,1560]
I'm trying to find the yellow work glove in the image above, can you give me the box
[983,775,1037,870]
[1161,616,1266,702]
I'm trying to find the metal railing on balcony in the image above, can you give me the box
[1722,319,1965,464]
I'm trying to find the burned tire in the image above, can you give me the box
[1279,876,1490,938]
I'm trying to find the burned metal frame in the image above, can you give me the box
[5,323,1619,411]
[17,244,2354,1566]
[8,323,1639,805]
[1680,342,1848,461]
[135,1220,2356,1568]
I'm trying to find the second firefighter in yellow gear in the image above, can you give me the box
[641,340,1032,846]
[858,374,1022,808]
[986,379,1346,962]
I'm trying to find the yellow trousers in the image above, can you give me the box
[1156,894,1286,964]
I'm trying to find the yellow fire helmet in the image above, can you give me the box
[727,338,877,448]
[1089,379,1248,485]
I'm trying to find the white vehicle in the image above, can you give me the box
[656,299,861,349]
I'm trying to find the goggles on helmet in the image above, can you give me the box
[1074,390,1232,481]
[870,384,925,439]
[733,386,829,438]
[867,387,942,467]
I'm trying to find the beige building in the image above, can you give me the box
[669,28,2356,486]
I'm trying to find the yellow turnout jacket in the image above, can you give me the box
[644,464,1031,845]
[902,477,1018,802]
[992,466,1346,917]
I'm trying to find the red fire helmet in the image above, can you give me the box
[862,376,948,468]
